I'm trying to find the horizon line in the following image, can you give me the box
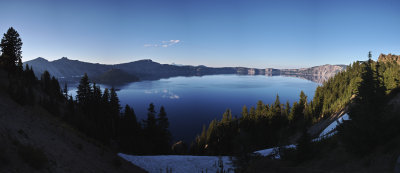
[23,57,351,70]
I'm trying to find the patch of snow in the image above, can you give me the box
[254,144,296,158]
[318,113,350,138]
[118,153,234,173]
[254,114,351,158]
[120,114,352,172]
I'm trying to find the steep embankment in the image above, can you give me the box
[0,72,145,172]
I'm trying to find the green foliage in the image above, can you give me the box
[337,57,400,155]
[191,53,400,156]
[0,27,173,156]
[118,105,140,153]
[156,106,172,153]
[191,95,300,155]
[311,62,362,118]
[72,76,172,154]
[76,73,92,107]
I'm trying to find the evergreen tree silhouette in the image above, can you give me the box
[0,27,22,72]
[156,106,171,154]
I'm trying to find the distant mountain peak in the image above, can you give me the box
[53,57,71,62]
[31,57,49,62]
[138,59,153,62]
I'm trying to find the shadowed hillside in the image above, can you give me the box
[0,69,146,173]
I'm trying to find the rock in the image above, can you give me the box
[378,53,400,65]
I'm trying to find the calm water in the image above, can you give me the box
[70,75,319,142]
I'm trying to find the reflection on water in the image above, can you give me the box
[69,74,319,142]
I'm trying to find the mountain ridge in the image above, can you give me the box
[24,57,347,84]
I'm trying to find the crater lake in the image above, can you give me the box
[69,74,319,142]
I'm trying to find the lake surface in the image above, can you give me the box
[70,75,319,142]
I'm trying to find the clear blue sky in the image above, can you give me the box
[0,0,399,68]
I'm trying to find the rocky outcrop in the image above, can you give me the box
[378,53,400,65]
[265,64,347,83]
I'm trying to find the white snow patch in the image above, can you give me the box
[254,144,296,158]
[318,113,350,138]
[254,114,351,158]
[120,114,352,172]
[118,153,234,173]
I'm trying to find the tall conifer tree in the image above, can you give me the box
[0,27,22,72]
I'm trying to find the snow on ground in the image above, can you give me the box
[254,144,296,158]
[318,113,349,137]
[255,114,351,158]
[120,114,351,172]
[118,153,234,173]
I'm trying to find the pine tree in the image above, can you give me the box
[50,76,61,96]
[63,83,68,98]
[110,87,121,138]
[249,106,256,119]
[338,53,387,155]
[143,103,157,152]
[157,106,170,131]
[221,109,232,123]
[241,105,249,119]
[110,87,120,113]
[299,91,307,108]
[41,71,51,91]
[145,103,157,130]
[23,64,36,84]
[285,101,291,117]
[102,88,110,104]
[92,83,102,103]
[0,27,22,72]
[256,100,264,118]
[273,94,281,116]
[76,73,92,105]
[156,106,171,154]
[120,105,139,153]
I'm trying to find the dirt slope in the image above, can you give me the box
[0,84,146,172]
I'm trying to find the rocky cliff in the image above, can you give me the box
[378,53,400,65]
[265,64,347,83]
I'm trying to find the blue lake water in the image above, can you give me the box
[69,75,319,142]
